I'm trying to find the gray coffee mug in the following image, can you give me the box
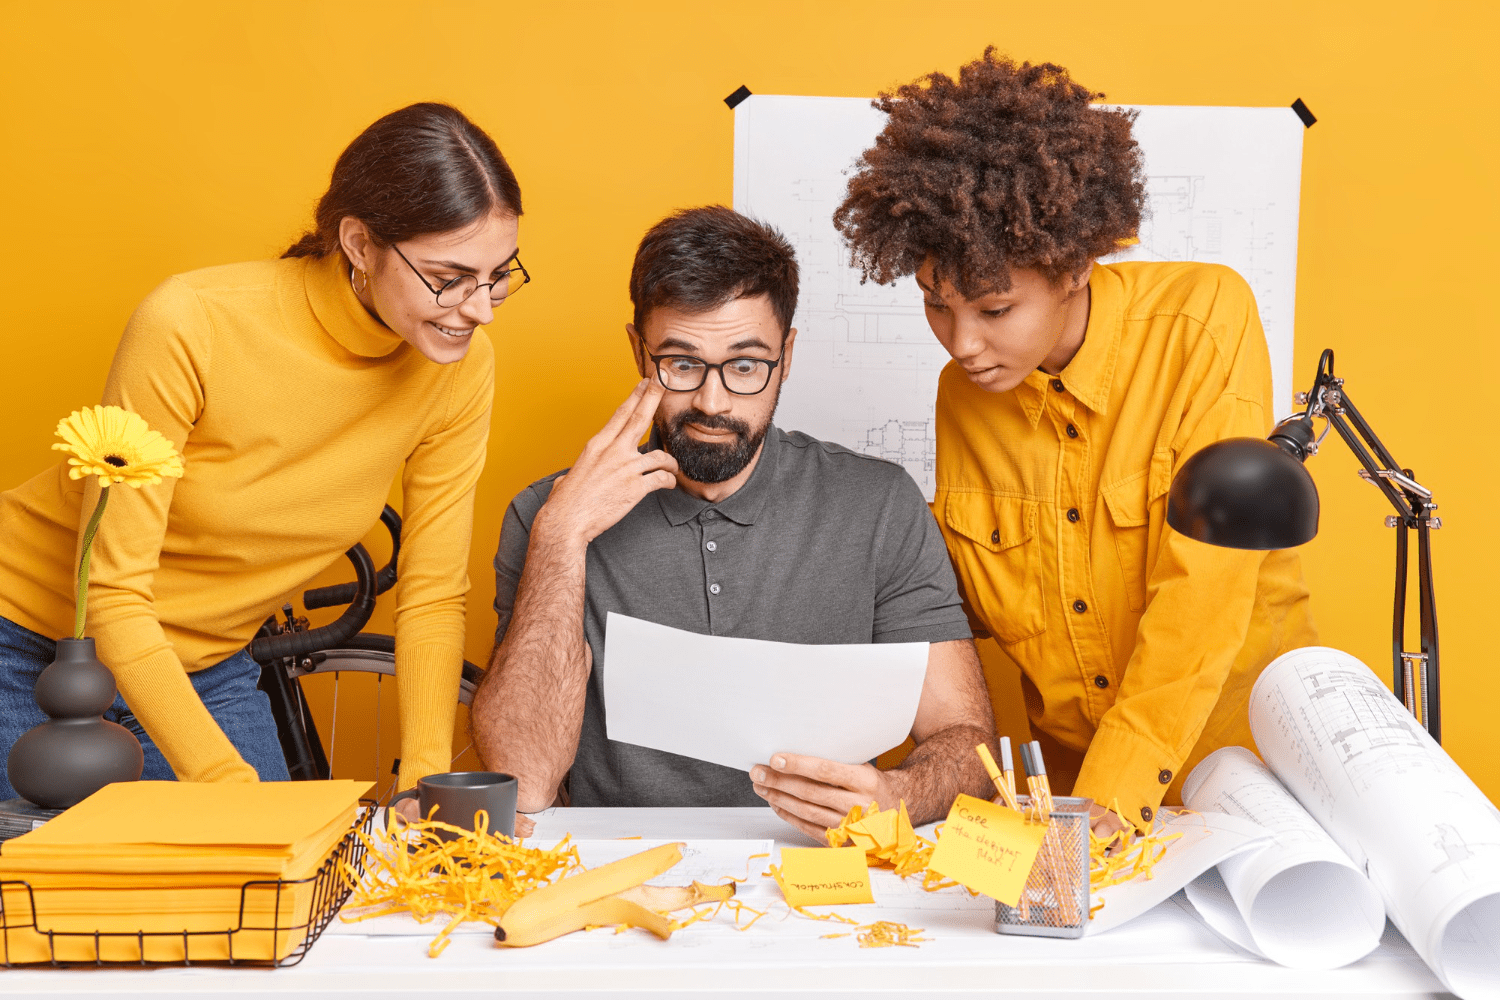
[391,771,517,839]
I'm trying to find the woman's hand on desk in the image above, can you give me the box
[750,753,898,842]
[1089,802,1129,846]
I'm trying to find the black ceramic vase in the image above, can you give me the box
[6,637,143,809]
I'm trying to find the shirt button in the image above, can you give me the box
[708,583,721,595]
[702,510,717,520]
[1093,675,1109,689]
[1158,769,1173,785]
[1073,599,1088,614]
[1140,806,1154,823]
[1067,508,1080,523]
[705,541,717,552]
[1050,378,1065,393]
[1065,423,1079,439]
[990,529,999,544]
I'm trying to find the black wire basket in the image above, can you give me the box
[0,801,374,968]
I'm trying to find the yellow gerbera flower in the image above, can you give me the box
[51,405,184,488]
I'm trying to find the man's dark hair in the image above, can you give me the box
[833,50,1145,297]
[629,206,799,339]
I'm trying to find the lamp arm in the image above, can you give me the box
[1294,348,1441,741]
[1298,348,1430,522]
[1317,394,1422,522]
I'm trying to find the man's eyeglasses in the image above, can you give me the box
[391,244,530,308]
[649,353,783,395]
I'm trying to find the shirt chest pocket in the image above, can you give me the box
[941,494,1045,645]
[1100,455,1171,613]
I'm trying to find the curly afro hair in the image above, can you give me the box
[833,49,1146,297]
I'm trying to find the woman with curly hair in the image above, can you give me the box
[835,51,1316,836]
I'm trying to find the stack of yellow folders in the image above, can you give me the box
[0,780,370,963]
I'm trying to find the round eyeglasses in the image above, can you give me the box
[649,353,783,395]
[391,243,530,307]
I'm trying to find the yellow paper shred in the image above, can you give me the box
[856,920,926,948]
[340,809,580,957]
[1087,802,1186,908]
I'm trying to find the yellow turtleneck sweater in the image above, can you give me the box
[0,252,493,791]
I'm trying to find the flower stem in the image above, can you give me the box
[74,486,110,639]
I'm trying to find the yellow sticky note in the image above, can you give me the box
[775,846,874,906]
[927,794,1047,906]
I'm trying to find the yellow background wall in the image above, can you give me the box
[1,2,1495,798]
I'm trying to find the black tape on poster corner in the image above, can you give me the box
[1291,98,1317,128]
[724,85,752,109]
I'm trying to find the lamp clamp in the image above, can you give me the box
[1386,514,1443,530]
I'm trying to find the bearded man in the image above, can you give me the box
[471,206,996,841]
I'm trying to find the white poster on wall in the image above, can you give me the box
[733,96,1305,500]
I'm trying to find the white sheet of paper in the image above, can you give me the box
[602,612,927,771]
[1250,647,1500,999]
[1181,746,1386,969]
[1085,809,1273,935]
[734,96,1304,500]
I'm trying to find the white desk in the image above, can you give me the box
[0,807,1456,999]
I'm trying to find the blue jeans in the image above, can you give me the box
[0,615,289,801]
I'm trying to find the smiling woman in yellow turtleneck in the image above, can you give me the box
[0,103,523,797]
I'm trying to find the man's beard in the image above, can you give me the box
[659,408,772,485]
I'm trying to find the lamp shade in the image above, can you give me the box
[1167,438,1320,550]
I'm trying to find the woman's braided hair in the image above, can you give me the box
[833,49,1146,297]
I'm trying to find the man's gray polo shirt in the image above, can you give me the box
[493,425,972,808]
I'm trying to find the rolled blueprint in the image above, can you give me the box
[1181,746,1385,968]
[1250,647,1500,999]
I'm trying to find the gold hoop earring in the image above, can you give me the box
[351,267,368,294]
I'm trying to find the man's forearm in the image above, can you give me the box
[473,515,592,812]
[887,724,998,826]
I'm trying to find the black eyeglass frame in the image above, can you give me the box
[647,352,784,396]
[389,243,530,307]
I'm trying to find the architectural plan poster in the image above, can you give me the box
[733,97,1305,499]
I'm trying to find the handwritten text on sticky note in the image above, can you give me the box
[775,846,874,906]
[927,794,1046,905]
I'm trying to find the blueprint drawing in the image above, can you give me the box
[734,97,1305,499]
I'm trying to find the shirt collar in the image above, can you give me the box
[1055,265,1125,417]
[654,424,783,527]
[990,266,1125,429]
[303,252,409,359]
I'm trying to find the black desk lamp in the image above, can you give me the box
[1166,349,1442,740]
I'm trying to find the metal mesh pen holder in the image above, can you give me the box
[994,795,1092,939]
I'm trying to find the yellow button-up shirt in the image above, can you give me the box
[933,261,1316,828]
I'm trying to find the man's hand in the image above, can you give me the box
[536,378,679,545]
[750,753,901,842]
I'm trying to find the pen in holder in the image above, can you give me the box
[993,795,1092,939]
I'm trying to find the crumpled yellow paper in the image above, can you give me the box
[825,801,957,891]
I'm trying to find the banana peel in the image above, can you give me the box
[613,880,736,911]
[498,842,737,947]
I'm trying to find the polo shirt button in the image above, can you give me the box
[1051,378,1065,393]
[709,583,721,595]
[1158,769,1173,784]
[1140,806,1154,823]
[1067,508,1080,523]
[1065,423,1079,439]
[1093,675,1108,689]
[705,540,717,552]
[1073,599,1088,613]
